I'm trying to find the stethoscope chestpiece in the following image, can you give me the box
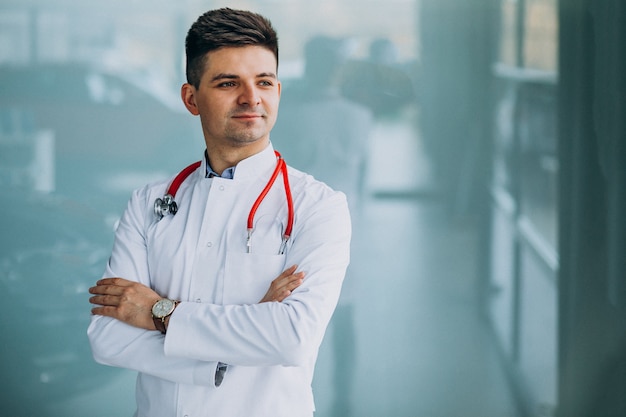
[154,194,178,220]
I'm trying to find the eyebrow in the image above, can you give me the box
[210,72,277,83]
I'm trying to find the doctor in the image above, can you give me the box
[87,8,351,417]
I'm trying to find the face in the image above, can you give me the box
[181,46,281,155]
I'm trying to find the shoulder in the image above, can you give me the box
[286,165,348,210]
[123,169,191,226]
[130,160,202,204]
[130,177,172,205]
[286,165,351,243]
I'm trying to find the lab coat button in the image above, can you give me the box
[219,185,225,191]
[195,298,201,303]
[206,241,212,247]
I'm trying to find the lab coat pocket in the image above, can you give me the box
[223,252,286,305]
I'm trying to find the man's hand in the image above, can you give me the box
[89,266,305,331]
[259,265,305,303]
[89,278,160,331]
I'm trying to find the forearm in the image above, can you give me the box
[88,314,221,387]
[166,301,319,367]
[165,260,346,367]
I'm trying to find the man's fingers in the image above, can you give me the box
[273,272,305,302]
[274,270,305,286]
[95,277,132,287]
[89,277,133,298]
[276,265,298,280]
[89,283,124,296]
[89,294,121,307]
[282,271,305,287]
[287,276,304,291]
[259,267,305,303]
[91,304,118,316]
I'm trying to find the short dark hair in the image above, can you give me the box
[185,8,279,88]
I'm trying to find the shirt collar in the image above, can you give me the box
[205,151,236,179]
[200,142,277,181]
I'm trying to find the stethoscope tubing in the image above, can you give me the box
[155,151,294,255]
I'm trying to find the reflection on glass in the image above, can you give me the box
[499,0,519,66]
[523,0,558,71]
[0,1,556,416]
[517,82,558,249]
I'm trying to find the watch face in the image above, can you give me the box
[152,299,175,318]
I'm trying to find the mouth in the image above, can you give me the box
[231,109,266,121]
[233,113,263,119]
[233,115,262,122]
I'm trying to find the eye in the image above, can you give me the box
[218,81,237,88]
[259,80,274,87]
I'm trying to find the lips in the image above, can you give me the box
[230,107,267,119]
[234,115,261,119]
[232,113,263,120]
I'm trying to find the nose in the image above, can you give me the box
[238,82,261,106]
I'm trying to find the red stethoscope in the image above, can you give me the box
[154,150,294,254]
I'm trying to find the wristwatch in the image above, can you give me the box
[151,298,178,334]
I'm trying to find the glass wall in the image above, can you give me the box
[490,0,559,415]
[0,1,420,416]
[0,1,532,416]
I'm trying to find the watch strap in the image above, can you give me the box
[153,315,167,334]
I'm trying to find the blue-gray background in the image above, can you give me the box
[0,1,560,416]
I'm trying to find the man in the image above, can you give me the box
[88,8,351,417]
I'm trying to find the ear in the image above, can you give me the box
[181,83,200,116]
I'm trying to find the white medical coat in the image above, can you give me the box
[87,144,351,417]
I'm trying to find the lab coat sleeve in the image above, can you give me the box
[164,186,351,367]
[87,187,222,387]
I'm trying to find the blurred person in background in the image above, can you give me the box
[273,35,372,210]
[340,37,417,119]
[87,8,351,417]
[272,35,373,417]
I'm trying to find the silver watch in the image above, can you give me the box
[151,298,177,334]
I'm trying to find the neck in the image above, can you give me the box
[205,139,269,175]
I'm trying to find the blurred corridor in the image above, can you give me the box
[311,122,520,417]
[2,1,626,416]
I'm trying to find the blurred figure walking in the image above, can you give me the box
[272,35,373,417]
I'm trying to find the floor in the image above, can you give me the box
[310,119,520,417]
[311,197,520,417]
[43,118,520,417]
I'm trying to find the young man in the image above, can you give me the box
[88,8,351,417]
